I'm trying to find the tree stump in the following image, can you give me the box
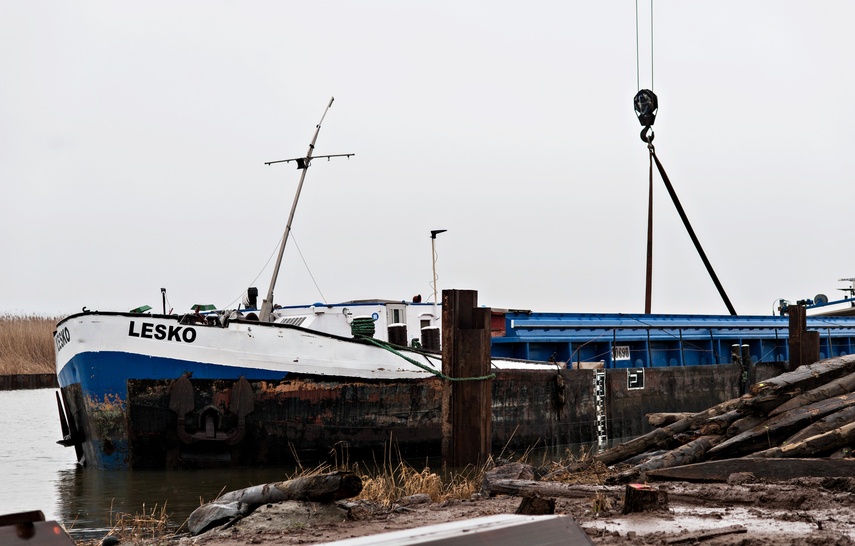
[622,483,667,514]
[515,496,555,515]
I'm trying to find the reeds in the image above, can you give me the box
[0,314,60,375]
[74,502,174,546]
[349,442,483,507]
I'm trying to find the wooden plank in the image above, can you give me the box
[320,514,594,546]
[0,521,76,545]
[664,525,746,544]
[646,458,855,483]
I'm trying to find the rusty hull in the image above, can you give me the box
[69,362,787,469]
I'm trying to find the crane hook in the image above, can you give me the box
[640,126,654,143]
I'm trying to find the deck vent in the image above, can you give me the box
[277,317,307,327]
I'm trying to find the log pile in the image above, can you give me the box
[598,355,855,483]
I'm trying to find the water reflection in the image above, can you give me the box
[56,465,301,540]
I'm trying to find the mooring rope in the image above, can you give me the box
[353,332,496,382]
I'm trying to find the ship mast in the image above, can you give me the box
[260,98,354,321]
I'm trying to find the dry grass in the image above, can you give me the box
[352,442,614,508]
[356,461,456,506]
[347,442,483,507]
[0,314,60,375]
[73,502,175,546]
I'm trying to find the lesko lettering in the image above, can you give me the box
[54,327,71,352]
[128,321,197,343]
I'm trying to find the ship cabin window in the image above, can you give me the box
[387,304,406,326]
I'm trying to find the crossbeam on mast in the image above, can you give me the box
[259,97,354,321]
[264,153,355,168]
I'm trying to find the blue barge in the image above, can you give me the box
[491,312,855,368]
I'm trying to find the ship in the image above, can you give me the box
[53,100,855,470]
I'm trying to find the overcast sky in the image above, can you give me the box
[3,2,854,318]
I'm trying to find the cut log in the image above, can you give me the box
[621,449,669,467]
[726,414,766,437]
[783,405,855,445]
[481,463,535,496]
[646,458,855,482]
[699,410,741,436]
[188,472,362,535]
[751,421,855,458]
[622,483,667,514]
[609,435,722,484]
[646,413,693,427]
[709,392,855,458]
[749,355,855,398]
[770,370,855,416]
[188,502,250,536]
[216,471,362,505]
[830,447,854,459]
[596,397,743,466]
[486,479,622,500]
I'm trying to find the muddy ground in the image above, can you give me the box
[172,477,855,545]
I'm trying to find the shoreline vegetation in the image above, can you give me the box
[0,314,59,376]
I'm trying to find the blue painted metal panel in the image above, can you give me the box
[491,312,855,369]
[58,351,289,399]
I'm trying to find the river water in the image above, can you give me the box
[2,388,597,541]
[0,388,306,541]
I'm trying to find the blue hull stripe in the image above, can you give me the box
[58,351,289,397]
[58,351,289,470]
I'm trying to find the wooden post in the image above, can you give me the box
[745,344,757,387]
[441,289,492,467]
[788,303,820,371]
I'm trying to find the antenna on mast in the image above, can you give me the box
[430,230,447,305]
[839,278,855,307]
[259,97,355,322]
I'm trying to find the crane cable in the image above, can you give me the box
[635,0,654,92]
[634,2,737,316]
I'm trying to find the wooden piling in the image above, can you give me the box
[788,304,820,371]
[441,289,492,467]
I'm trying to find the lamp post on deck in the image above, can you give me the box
[430,230,447,308]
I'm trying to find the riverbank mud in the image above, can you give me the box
[163,477,855,545]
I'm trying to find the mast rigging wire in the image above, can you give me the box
[290,232,328,304]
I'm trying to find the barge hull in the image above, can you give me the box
[61,363,784,469]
